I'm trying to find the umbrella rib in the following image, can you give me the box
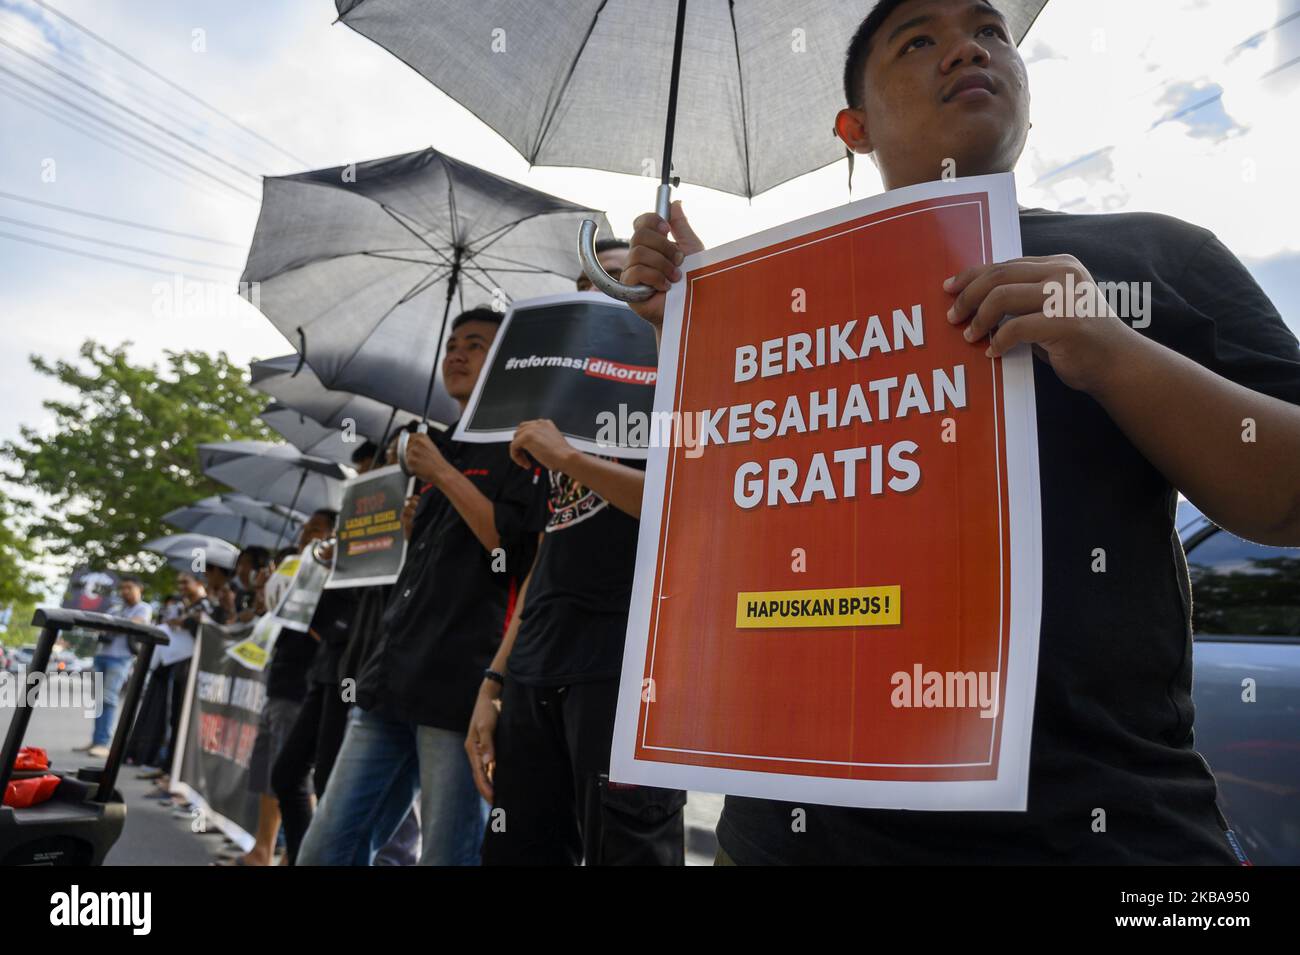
[326,263,451,382]
[470,248,582,280]
[361,250,447,266]
[396,265,455,305]
[728,0,754,199]
[530,0,610,161]
[379,204,455,267]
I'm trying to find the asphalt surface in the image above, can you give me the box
[2,673,723,866]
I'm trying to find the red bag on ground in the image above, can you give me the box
[4,774,60,809]
[14,747,49,772]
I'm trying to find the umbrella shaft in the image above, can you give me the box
[277,469,308,547]
[420,253,462,424]
[660,0,689,186]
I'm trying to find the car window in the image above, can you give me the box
[1187,530,1300,637]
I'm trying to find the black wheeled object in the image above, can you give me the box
[0,607,169,865]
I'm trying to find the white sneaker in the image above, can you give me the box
[72,743,95,753]
[86,744,110,758]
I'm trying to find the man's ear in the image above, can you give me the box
[835,107,872,155]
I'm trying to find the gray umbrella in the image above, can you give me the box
[162,494,304,549]
[261,401,359,464]
[250,355,424,445]
[334,0,1047,300]
[198,441,350,529]
[240,146,611,421]
[143,533,241,573]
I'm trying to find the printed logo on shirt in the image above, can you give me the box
[463,468,491,477]
[547,469,607,532]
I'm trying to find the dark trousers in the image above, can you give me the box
[481,676,685,866]
[271,681,351,864]
[127,660,190,770]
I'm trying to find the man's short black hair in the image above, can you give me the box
[844,0,1007,109]
[843,0,913,110]
[119,574,142,586]
[350,440,379,466]
[594,238,630,254]
[238,545,272,571]
[450,306,503,332]
[311,508,339,526]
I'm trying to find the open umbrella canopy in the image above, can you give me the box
[162,493,304,549]
[250,355,425,442]
[240,146,611,418]
[143,533,241,573]
[335,0,1047,198]
[261,401,358,464]
[198,440,351,515]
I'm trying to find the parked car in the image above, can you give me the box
[49,651,85,675]
[1183,501,1300,866]
[5,645,35,674]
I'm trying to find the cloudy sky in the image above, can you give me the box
[1,0,1297,468]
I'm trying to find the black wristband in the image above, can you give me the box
[483,668,505,686]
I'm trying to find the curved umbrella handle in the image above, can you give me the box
[396,422,429,476]
[578,183,673,303]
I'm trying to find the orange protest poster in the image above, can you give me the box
[611,174,1042,811]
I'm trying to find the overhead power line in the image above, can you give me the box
[0,73,240,205]
[0,60,261,202]
[0,191,243,247]
[0,229,234,284]
[0,215,241,271]
[0,35,261,183]
[30,0,309,167]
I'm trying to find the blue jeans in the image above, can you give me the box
[92,655,131,747]
[297,706,487,866]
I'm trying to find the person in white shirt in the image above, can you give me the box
[79,575,152,758]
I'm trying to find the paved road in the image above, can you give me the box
[3,674,723,866]
[0,682,228,865]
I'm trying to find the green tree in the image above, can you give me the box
[0,486,44,646]
[3,340,273,595]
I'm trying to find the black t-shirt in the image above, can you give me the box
[265,628,318,703]
[306,587,361,687]
[356,430,543,731]
[717,208,1300,865]
[507,458,644,687]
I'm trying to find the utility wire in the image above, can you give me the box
[0,191,243,247]
[0,71,242,205]
[30,0,308,167]
[0,214,242,271]
[0,60,260,201]
[0,35,261,182]
[0,229,234,284]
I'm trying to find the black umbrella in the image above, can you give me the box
[198,441,350,546]
[335,0,1047,300]
[240,146,611,422]
[252,354,430,441]
[261,402,360,464]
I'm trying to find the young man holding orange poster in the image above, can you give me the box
[619,0,1300,864]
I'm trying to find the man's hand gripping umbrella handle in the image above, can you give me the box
[578,182,673,303]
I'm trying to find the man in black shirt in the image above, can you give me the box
[619,0,1300,864]
[470,250,687,866]
[298,308,541,866]
[225,507,335,866]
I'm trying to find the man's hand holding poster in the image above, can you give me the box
[611,174,1043,811]
[454,292,658,458]
[326,464,412,589]
[267,547,330,632]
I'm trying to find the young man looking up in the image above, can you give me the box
[298,307,542,867]
[620,0,1300,864]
